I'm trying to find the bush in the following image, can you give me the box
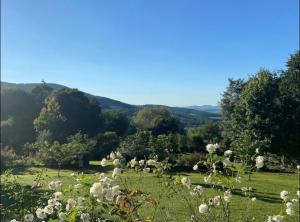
[173,152,207,171]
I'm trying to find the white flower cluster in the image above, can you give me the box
[206,143,220,154]
[181,177,191,189]
[190,185,203,198]
[198,189,232,214]
[90,174,121,202]
[48,180,63,190]
[255,155,264,169]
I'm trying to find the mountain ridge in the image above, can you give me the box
[1,81,220,127]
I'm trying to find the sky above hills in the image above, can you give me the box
[2,0,299,106]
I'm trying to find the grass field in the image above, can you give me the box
[4,161,299,222]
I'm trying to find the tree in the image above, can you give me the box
[187,123,221,150]
[132,108,180,135]
[94,132,120,159]
[220,78,245,149]
[103,110,130,136]
[275,51,300,157]
[34,88,104,142]
[1,89,39,152]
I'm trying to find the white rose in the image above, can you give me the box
[36,208,47,219]
[112,168,122,178]
[113,159,120,166]
[181,177,191,189]
[193,165,198,171]
[255,156,264,169]
[224,150,232,156]
[24,214,34,222]
[54,191,64,201]
[206,144,216,154]
[280,190,289,201]
[198,204,208,213]
[100,158,108,167]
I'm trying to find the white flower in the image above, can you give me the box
[129,158,137,168]
[297,165,300,170]
[286,207,293,215]
[267,215,284,222]
[70,173,76,177]
[112,168,122,178]
[54,191,64,201]
[74,183,82,190]
[36,208,47,219]
[58,212,66,221]
[47,198,57,206]
[55,181,63,188]
[241,187,248,193]
[198,204,208,213]
[181,177,191,189]
[48,181,56,190]
[143,167,150,173]
[193,165,198,171]
[190,185,203,197]
[44,205,54,214]
[224,190,232,203]
[206,144,216,154]
[255,148,259,154]
[80,213,90,222]
[251,197,256,202]
[297,190,300,198]
[280,190,289,201]
[112,185,121,196]
[255,156,264,169]
[24,214,34,222]
[113,159,120,166]
[10,220,19,222]
[213,195,221,206]
[116,151,122,158]
[139,160,145,166]
[100,158,108,167]
[90,182,104,198]
[224,150,232,156]
[110,152,116,160]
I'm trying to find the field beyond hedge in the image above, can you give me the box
[4,161,299,222]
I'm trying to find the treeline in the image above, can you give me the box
[1,51,299,168]
[1,82,220,167]
[221,51,300,159]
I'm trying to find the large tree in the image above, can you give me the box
[132,108,181,135]
[34,88,104,142]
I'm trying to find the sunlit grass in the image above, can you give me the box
[5,162,299,222]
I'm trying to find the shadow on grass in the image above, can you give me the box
[2,164,114,176]
[190,181,282,204]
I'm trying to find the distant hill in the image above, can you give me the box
[1,82,220,128]
[187,105,221,114]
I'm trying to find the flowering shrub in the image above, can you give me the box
[1,149,299,222]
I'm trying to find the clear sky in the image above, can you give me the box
[1,0,298,106]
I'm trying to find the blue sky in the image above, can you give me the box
[1,0,298,106]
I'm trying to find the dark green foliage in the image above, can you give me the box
[220,51,300,159]
[34,88,104,142]
[187,123,221,150]
[132,108,181,135]
[35,132,97,166]
[94,132,120,158]
[1,89,39,152]
[119,131,172,160]
[103,110,130,136]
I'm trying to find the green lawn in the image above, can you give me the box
[3,162,299,222]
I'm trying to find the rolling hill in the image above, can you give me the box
[1,81,220,128]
